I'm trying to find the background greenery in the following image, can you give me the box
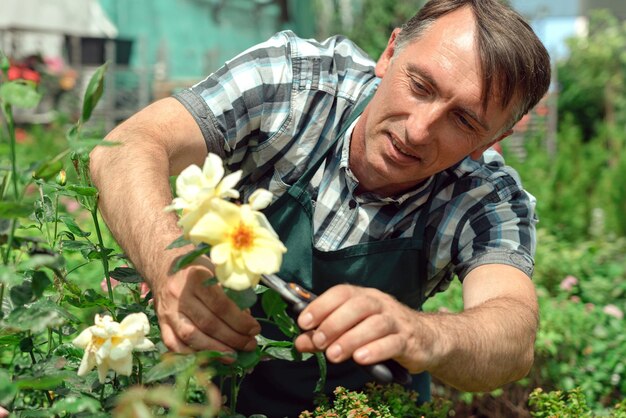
[2,2,626,417]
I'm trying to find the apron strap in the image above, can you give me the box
[289,93,375,194]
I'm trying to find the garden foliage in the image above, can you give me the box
[2,5,626,414]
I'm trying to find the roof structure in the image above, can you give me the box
[0,0,117,37]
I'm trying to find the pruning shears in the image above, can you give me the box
[260,273,412,386]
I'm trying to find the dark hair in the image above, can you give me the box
[395,0,551,128]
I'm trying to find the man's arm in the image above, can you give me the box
[294,263,538,392]
[90,97,260,354]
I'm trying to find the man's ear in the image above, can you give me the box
[375,28,402,78]
[469,129,513,160]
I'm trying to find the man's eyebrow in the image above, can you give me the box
[405,63,491,132]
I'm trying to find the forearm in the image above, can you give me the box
[422,296,538,392]
[89,98,207,286]
[91,140,181,284]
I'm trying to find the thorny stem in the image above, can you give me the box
[136,355,143,385]
[5,105,18,200]
[0,104,18,314]
[229,373,238,413]
[38,185,52,245]
[47,328,53,355]
[52,193,59,249]
[91,208,114,304]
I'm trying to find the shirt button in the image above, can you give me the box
[348,199,357,209]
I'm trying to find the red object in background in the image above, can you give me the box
[7,64,41,84]
[14,128,28,143]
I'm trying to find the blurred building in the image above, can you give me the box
[98,0,316,100]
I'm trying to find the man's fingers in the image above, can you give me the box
[353,334,424,373]
[297,284,359,331]
[191,298,258,351]
[159,321,193,353]
[313,299,379,350]
[294,331,316,353]
[201,285,261,336]
[154,264,263,356]
[324,314,400,363]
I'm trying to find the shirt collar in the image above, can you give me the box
[339,116,434,205]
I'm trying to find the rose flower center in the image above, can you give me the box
[230,222,254,250]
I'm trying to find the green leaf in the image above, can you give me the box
[31,159,63,181]
[166,235,192,249]
[60,239,96,253]
[0,53,9,74]
[261,289,288,318]
[52,343,84,359]
[263,345,302,361]
[274,313,299,339]
[9,282,33,307]
[17,253,64,271]
[144,353,197,383]
[0,200,33,218]
[0,265,22,286]
[0,334,22,347]
[197,350,236,363]
[81,63,108,122]
[0,80,42,108]
[261,289,298,337]
[57,230,76,241]
[256,335,312,362]
[314,352,327,394]
[0,369,17,405]
[50,395,102,415]
[3,299,78,332]
[67,124,79,143]
[16,410,54,417]
[224,287,258,310]
[64,288,116,309]
[59,215,91,237]
[234,347,262,370]
[30,270,52,297]
[14,372,73,390]
[170,244,211,273]
[67,184,98,197]
[109,266,143,283]
[34,195,55,223]
[85,247,114,260]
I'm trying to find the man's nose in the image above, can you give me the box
[405,104,444,146]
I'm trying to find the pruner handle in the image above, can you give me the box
[363,359,412,385]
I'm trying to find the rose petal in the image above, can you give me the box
[249,189,273,210]
[203,153,225,188]
[211,242,233,265]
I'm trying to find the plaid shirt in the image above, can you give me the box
[174,31,537,298]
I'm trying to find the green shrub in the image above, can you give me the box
[299,383,452,418]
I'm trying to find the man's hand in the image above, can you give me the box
[88,98,262,357]
[294,265,539,392]
[294,284,434,373]
[153,263,261,355]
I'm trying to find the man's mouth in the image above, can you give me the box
[391,138,418,159]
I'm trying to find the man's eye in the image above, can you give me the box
[457,114,475,131]
[411,80,427,94]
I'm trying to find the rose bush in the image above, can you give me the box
[2,53,625,417]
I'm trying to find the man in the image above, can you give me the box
[90,0,550,415]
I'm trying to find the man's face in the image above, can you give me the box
[350,6,514,197]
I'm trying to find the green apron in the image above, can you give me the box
[236,96,436,417]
